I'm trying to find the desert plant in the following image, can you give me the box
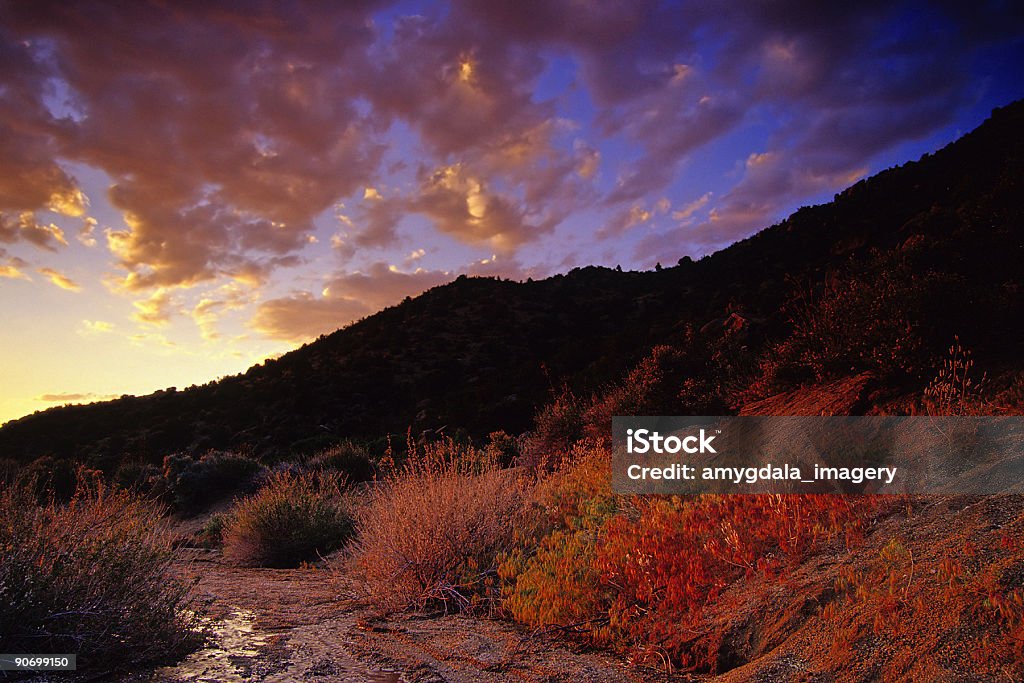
[306,440,375,481]
[0,478,200,668]
[923,337,990,415]
[17,455,80,502]
[222,470,353,567]
[596,493,874,670]
[750,249,957,396]
[113,459,163,493]
[483,430,520,467]
[500,441,618,631]
[160,450,264,511]
[520,387,587,471]
[350,438,532,614]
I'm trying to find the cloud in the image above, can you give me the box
[0,264,28,279]
[0,247,30,279]
[0,0,1020,291]
[409,164,555,252]
[37,266,81,291]
[636,149,869,262]
[251,261,453,342]
[77,217,97,247]
[189,282,255,341]
[249,292,373,343]
[132,288,175,326]
[36,392,120,403]
[0,212,68,251]
[2,2,385,289]
[79,319,115,335]
[672,192,712,223]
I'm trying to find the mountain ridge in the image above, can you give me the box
[2,100,1022,466]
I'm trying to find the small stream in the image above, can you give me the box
[151,609,401,682]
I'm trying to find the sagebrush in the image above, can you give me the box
[222,470,353,567]
[350,438,533,614]
[0,479,200,668]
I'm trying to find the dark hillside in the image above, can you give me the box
[2,101,1022,467]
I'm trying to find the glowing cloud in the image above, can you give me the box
[37,267,81,292]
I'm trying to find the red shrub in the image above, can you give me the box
[596,493,874,670]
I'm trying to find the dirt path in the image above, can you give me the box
[145,549,663,683]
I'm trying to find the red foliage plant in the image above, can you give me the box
[595,493,876,670]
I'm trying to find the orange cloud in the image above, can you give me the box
[132,288,175,326]
[37,267,81,291]
[251,262,452,342]
[0,248,30,280]
[36,392,119,403]
[0,212,68,252]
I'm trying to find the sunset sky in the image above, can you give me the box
[1,1,1022,425]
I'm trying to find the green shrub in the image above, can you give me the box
[500,442,618,630]
[222,471,353,567]
[161,450,264,511]
[307,441,375,481]
[0,480,200,668]
[195,512,229,548]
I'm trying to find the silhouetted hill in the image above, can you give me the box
[2,101,1022,468]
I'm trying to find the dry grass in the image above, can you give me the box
[222,470,353,567]
[349,438,533,614]
[0,477,200,669]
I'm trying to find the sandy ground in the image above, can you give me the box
[138,549,666,683]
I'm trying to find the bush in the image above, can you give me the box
[306,441,375,481]
[751,249,961,396]
[583,343,733,447]
[500,442,618,630]
[520,388,586,471]
[483,430,520,467]
[114,459,163,493]
[596,493,874,670]
[160,450,264,511]
[0,479,200,668]
[923,338,991,415]
[222,470,353,567]
[350,438,532,614]
[18,455,80,502]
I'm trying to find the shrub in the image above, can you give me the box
[583,343,733,447]
[195,512,229,548]
[350,438,532,614]
[596,493,875,670]
[306,441,375,481]
[0,457,19,485]
[18,455,80,502]
[0,479,200,668]
[222,470,353,567]
[114,459,163,493]
[750,249,958,396]
[483,430,520,467]
[160,450,264,511]
[500,442,619,630]
[520,388,587,471]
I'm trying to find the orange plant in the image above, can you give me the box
[596,493,873,670]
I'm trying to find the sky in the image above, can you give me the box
[1,0,1022,425]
